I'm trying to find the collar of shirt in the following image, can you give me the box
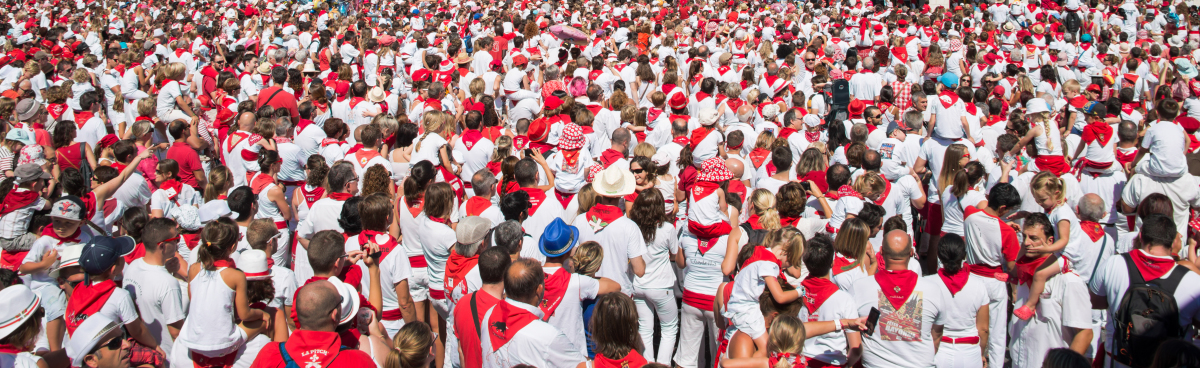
[504,298,545,319]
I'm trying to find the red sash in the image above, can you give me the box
[539,267,571,320]
[437,165,466,201]
[65,280,117,335]
[1034,155,1070,176]
[689,126,715,150]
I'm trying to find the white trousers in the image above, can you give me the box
[675,303,717,368]
[934,340,984,368]
[634,287,679,365]
[979,276,1008,367]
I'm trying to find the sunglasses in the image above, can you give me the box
[90,330,127,355]
[630,168,645,174]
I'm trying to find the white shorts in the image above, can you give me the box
[409,267,429,302]
[728,310,766,340]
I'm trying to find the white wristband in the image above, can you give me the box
[834,319,843,332]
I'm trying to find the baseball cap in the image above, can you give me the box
[198,200,234,223]
[5,129,35,146]
[938,72,959,88]
[14,164,49,184]
[48,196,85,221]
[456,216,493,246]
[79,236,137,275]
[1081,101,1107,117]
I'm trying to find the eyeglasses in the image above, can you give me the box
[805,58,816,62]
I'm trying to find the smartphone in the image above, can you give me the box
[799,181,811,192]
[864,307,880,336]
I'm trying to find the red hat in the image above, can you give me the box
[97,134,119,149]
[898,19,908,26]
[872,24,883,31]
[992,85,1006,97]
[544,95,563,110]
[334,82,350,96]
[528,118,550,142]
[1086,84,1102,93]
[848,100,866,116]
[668,93,688,110]
[1178,117,1200,133]
[983,53,1002,65]
[512,54,528,66]
[411,69,432,82]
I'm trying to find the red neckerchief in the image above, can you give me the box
[938,90,960,109]
[74,110,94,129]
[585,204,622,233]
[875,269,918,310]
[874,175,893,205]
[778,127,798,140]
[800,276,839,314]
[963,103,978,116]
[938,268,969,296]
[519,187,547,214]
[1129,249,1176,281]
[594,350,648,368]
[465,196,492,217]
[352,148,382,168]
[689,126,715,150]
[46,103,67,120]
[320,138,346,147]
[584,103,602,117]
[0,189,39,217]
[348,96,366,109]
[328,192,353,201]
[746,214,765,229]
[835,185,864,200]
[299,185,325,208]
[1079,221,1105,242]
[357,230,397,259]
[691,181,721,201]
[486,300,540,351]
[159,179,183,201]
[804,129,822,143]
[672,136,690,145]
[41,224,81,244]
[429,216,452,227]
[461,129,484,151]
[780,216,800,228]
[0,344,26,354]
[695,92,711,102]
[1013,255,1048,285]
[748,148,769,168]
[64,280,117,335]
[599,149,624,168]
[689,218,733,256]
[561,148,582,170]
[444,249,479,295]
[832,253,860,276]
[280,330,344,368]
[539,267,571,320]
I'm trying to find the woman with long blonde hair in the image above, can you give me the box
[383,321,435,368]
[744,189,782,231]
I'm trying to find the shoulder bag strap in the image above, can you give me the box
[278,342,300,368]
[1088,235,1107,284]
[470,293,481,337]
[262,87,286,107]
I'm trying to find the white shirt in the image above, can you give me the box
[633,224,680,290]
[351,233,413,332]
[1139,119,1188,178]
[851,271,949,368]
[480,299,587,368]
[1089,252,1200,356]
[123,258,187,354]
[453,133,496,185]
[1011,271,1093,368]
[924,273,988,337]
[574,214,647,295]
[294,197,349,283]
[541,267,600,351]
[799,289,859,365]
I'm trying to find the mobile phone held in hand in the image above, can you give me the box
[864,307,880,336]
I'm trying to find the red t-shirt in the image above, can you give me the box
[453,291,501,368]
[256,86,299,122]
[248,330,375,368]
[166,141,203,189]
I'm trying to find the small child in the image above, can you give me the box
[1115,121,1139,174]
[245,218,297,322]
[43,86,70,125]
[720,228,804,353]
[1013,172,1080,320]
[18,195,85,352]
[67,233,165,365]
[717,315,808,368]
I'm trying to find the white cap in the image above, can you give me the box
[327,277,361,326]
[198,200,233,223]
[239,250,271,280]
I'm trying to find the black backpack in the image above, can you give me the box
[739,222,768,247]
[1064,11,1082,35]
[1110,253,1189,368]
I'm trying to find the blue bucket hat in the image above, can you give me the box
[1081,34,1093,43]
[539,218,580,258]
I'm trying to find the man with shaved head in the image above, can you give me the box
[851,229,948,368]
[480,258,586,368]
[249,280,377,368]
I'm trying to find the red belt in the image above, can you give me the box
[940,336,980,344]
[682,289,715,312]
[409,255,428,268]
[274,221,287,230]
[279,180,306,187]
[967,263,1009,282]
[381,308,404,321]
[825,223,839,234]
[429,289,446,300]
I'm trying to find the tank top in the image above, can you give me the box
[255,182,284,222]
[56,143,84,170]
[398,197,425,259]
[183,268,239,351]
[1033,120,1064,156]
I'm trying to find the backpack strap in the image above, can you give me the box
[1122,253,1145,284]
[278,342,299,368]
[1123,252,1189,294]
[1088,235,1107,284]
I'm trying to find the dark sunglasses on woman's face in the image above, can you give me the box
[630,168,644,174]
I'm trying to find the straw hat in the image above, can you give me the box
[302,59,318,73]
[593,164,636,197]
[256,62,272,74]
[368,86,387,103]
[453,52,473,64]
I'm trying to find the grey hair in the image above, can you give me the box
[293,48,309,63]
[1077,194,1107,222]
[492,220,525,256]
[545,64,561,81]
[275,116,292,137]
[471,169,497,197]
[272,49,288,63]
[724,82,742,97]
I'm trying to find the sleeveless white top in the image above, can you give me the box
[182,268,239,351]
[398,197,427,260]
[1033,120,1065,156]
[255,182,284,223]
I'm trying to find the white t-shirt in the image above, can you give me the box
[724,259,780,317]
[542,267,600,352]
[939,186,987,237]
[574,215,647,295]
[798,289,859,365]
[113,173,152,209]
[1010,271,1093,368]
[918,136,975,203]
[1088,252,1200,357]
[633,223,680,290]
[923,273,988,336]
[352,233,413,332]
[851,272,949,368]
[123,259,187,355]
[1138,120,1188,178]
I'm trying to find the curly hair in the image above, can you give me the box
[361,165,393,198]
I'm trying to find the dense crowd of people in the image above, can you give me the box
[0,0,1199,367]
